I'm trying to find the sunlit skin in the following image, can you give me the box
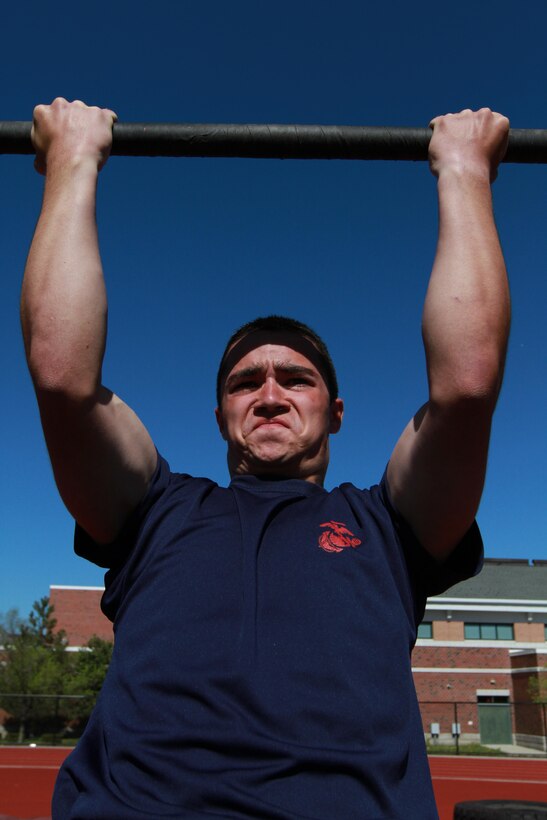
[215,332,344,486]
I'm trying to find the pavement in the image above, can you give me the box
[484,742,547,757]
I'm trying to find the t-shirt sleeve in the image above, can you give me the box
[74,450,171,570]
[378,471,484,599]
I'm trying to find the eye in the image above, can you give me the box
[285,376,312,388]
[232,380,259,392]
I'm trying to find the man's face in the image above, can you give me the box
[215,331,343,485]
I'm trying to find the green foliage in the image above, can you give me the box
[27,597,66,648]
[65,637,113,719]
[528,672,547,704]
[0,599,113,742]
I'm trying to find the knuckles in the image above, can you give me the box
[429,107,510,149]
[431,107,509,131]
[33,97,116,123]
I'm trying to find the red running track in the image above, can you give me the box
[430,756,547,820]
[0,748,546,819]
[0,747,69,819]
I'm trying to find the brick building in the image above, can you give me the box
[416,558,547,749]
[50,558,547,750]
[49,585,113,647]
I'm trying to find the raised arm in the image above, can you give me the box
[21,98,157,544]
[386,108,511,561]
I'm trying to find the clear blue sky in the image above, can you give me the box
[1,0,546,618]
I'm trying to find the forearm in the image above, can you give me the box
[423,169,510,408]
[21,157,107,398]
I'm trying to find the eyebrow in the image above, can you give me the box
[225,362,318,390]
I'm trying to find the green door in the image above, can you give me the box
[478,704,512,744]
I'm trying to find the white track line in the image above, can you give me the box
[433,775,547,785]
[0,764,60,770]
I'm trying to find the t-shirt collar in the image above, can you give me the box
[229,473,325,496]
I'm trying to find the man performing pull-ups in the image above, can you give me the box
[22,98,510,819]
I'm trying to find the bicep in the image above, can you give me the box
[36,385,157,544]
[386,399,493,561]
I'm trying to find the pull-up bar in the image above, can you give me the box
[1,121,546,162]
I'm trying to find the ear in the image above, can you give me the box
[215,407,227,440]
[329,398,344,434]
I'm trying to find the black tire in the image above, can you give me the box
[454,800,547,819]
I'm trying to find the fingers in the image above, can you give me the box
[33,97,118,125]
[429,108,509,131]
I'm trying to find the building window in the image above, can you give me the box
[417,622,432,639]
[464,623,514,640]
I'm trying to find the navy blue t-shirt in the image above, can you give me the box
[53,454,482,819]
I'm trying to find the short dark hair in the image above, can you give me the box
[216,315,338,406]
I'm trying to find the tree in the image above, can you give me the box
[0,598,71,741]
[27,597,64,647]
[66,636,114,721]
[528,671,547,704]
[0,599,114,742]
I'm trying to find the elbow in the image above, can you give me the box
[22,302,106,400]
[429,351,506,411]
[24,319,104,401]
[27,345,101,404]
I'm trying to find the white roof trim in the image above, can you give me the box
[415,639,546,649]
[429,596,547,606]
[50,585,105,591]
[510,648,547,657]
[425,602,547,615]
[413,667,511,674]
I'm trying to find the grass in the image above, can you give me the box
[0,735,79,746]
[427,741,508,756]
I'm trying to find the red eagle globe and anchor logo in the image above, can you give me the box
[318,520,362,553]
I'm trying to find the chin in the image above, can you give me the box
[229,441,327,480]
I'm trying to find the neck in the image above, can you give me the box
[228,458,327,487]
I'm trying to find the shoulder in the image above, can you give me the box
[334,475,392,513]
[75,452,222,568]
[335,475,483,598]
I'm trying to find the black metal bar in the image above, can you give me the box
[1,120,546,162]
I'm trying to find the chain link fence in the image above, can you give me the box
[1,694,546,753]
[420,700,547,754]
[0,693,96,745]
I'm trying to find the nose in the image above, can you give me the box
[255,377,289,416]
